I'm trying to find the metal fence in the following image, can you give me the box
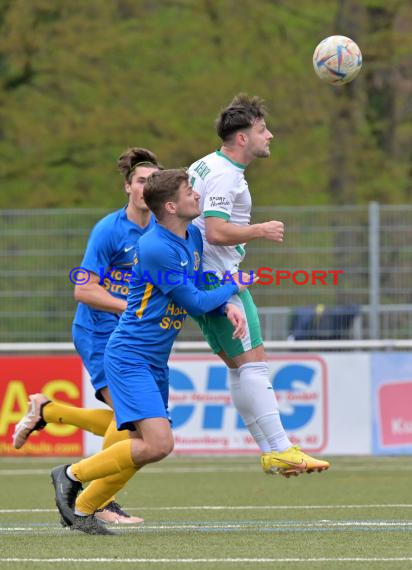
[1,203,412,342]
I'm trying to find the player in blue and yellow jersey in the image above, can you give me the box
[71,148,158,403]
[13,148,161,525]
[50,169,252,535]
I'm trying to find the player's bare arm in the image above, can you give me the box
[205,216,284,246]
[74,272,127,314]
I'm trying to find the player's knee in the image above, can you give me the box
[151,436,174,461]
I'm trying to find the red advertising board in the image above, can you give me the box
[0,355,84,456]
[378,381,412,447]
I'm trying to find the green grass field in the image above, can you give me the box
[1,455,411,569]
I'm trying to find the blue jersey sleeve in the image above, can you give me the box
[170,281,238,317]
[81,220,114,276]
[141,242,239,317]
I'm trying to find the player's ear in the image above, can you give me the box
[237,131,248,147]
[124,181,131,196]
[164,201,177,215]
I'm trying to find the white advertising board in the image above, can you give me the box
[84,352,371,456]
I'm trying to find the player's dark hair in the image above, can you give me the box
[143,169,189,220]
[216,93,267,142]
[117,147,162,183]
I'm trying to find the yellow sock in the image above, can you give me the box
[75,467,138,515]
[43,402,112,436]
[71,439,135,482]
[83,419,131,510]
[102,419,128,449]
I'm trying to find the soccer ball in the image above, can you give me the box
[313,35,362,85]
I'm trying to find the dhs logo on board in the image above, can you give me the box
[270,356,328,453]
[168,355,328,453]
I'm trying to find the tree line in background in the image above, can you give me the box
[0,0,411,209]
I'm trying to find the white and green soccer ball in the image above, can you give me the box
[313,35,362,85]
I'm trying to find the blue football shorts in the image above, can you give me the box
[104,348,170,431]
[72,323,110,401]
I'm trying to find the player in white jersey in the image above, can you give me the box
[189,94,330,477]
[191,150,251,278]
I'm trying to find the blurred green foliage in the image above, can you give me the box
[0,0,411,209]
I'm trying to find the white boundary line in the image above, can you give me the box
[1,557,412,563]
[1,465,412,475]
[3,339,412,351]
[1,504,412,513]
[0,456,410,463]
[0,467,258,475]
[1,521,411,530]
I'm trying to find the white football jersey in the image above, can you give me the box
[189,150,252,278]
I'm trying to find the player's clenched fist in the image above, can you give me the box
[260,220,285,242]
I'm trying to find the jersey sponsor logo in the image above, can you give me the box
[159,303,188,331]
[180,260,188,267]
[165,303,187,316]
[208,196,230,209]
[124,245,134,253]
[103,280,129,297]
[160,317,186,330]
[194,161,211,180]
[101,267,132,297]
